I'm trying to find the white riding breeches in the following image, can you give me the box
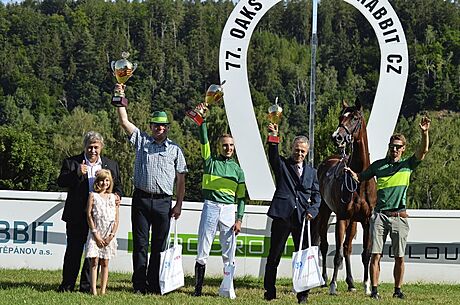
[195,200,235,265]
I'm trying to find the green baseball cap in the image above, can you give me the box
[150,111,170,124]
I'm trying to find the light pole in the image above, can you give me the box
[308,0,318,166]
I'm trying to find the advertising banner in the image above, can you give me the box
[1,191,459,283]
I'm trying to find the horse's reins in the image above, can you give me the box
[343,170,358,193]
[338,111,363,198]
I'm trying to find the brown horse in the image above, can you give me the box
[313,100,376,295]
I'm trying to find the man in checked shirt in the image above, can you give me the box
[115,88,187,294]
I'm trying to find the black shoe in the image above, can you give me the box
[297,292,309,304]
[146,287,161,295]
[393,291,405,299]
[370,292,380,300]
[133,289,146,295]
[193,290,202,297]
[193,263,206,297]
[57,285,73,293]
[264,291,276,301]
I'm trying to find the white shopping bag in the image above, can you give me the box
[292,219,325,292]
[218,232,236,299]
[159,220,184,295]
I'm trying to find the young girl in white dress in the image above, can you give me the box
[86,169,119,295]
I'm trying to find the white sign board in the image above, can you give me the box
[220,0,408,200]
[1,190,460,283]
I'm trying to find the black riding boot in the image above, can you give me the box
[193,262,206,296]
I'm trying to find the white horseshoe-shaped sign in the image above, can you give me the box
[219,0,408,201]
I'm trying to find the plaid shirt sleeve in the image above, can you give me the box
[129,127,142,149]
[175,145,188,174]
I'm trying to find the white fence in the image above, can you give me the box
[1,190,459,283]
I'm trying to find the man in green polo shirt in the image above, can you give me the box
[346,116,431,300]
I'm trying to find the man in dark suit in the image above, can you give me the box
[57,131,122,293]
[263,123,321,304]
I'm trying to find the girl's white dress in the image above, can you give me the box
[85,192,118,259]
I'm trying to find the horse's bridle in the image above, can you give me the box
[338,110,363,199]
[336,110,363,160]
[337,110,363,145]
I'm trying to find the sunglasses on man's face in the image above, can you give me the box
[389,144,404,150]
[151,123,169,128]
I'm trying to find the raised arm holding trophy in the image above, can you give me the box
[190,79,246,299]
[111,52,137,107]
[112,54,188,294]
[186,81,225,126]
[267,97,283,143]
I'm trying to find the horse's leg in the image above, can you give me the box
[330,219,346,295]
[361,220,371,295]
[315,202,331,288]
[344,221,357,292]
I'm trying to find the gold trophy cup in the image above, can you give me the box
[186,81,225,126]
[267,97,283,143]
[111,52,138,107]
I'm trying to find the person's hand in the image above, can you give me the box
[77,160,88,177]
[114,83,126,95]
[344,166,359,182]
[103,235,114,245]
[268,123,278,134]
[306,213,313,221]
[197,103,209,118]
[170,203,182,219]
[232,220,242,235]
[94,233,106,248]
[114,193,121,207]
[419,115,431,133]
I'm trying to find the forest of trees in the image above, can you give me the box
[0,0,459,209]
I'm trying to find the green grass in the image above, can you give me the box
[0,269,459,304]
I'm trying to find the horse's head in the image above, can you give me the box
[332,99,364,149]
